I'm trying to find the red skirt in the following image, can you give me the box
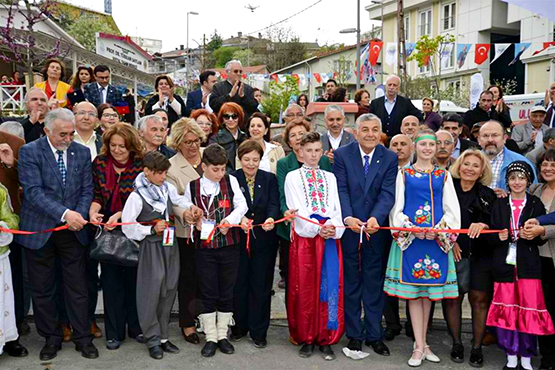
[286,233,345,345]
[486,277,555,336]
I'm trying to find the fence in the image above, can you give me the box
[0,85,25,112]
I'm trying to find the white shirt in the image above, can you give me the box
[47,137,69,222]
[183,174,247,226]
[327,130,343,151]
[152,96,182,116]
[205,94,214,113]
[385,95,397,115]
[73,131,98,160]
[359,144,375,168]
[122,182,192,241]
[259,141,276,172]
[97,83,108,104]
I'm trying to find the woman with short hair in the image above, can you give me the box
[422,97,442,131]
[145,75,186,128]
[96,104,119,135]
[190,109,219,146]
[34,58,73,108]
[209,102,246,173]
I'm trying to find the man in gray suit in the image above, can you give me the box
[322,104,355,163]
[511,106,549,154]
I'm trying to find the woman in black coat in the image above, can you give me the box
[145,75,186,130]
[230,139,280,349]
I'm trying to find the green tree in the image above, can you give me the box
[213,47,239,68]
[261,75,300,123]
[204,30,223,68]
[407,34,455,104]
[68,17,120,51]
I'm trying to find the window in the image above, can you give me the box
[404,16,410,41]
[418,9,432,37]
[446,79,462,96]
[333,59,352,74]
[419,63,430,74]
[442,3,456,31]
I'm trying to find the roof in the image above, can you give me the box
[207,65,269,75]
[51,1,122,34]
[97,33,153,60]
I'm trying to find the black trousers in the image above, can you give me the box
[196,245,240,313]
[24,230,92,346]
[8,242,25,330]
[178,237,201,328]
[101,262,141,341]
[232,242,278,341]
[540,257,555,367]
[87,257,100,323]
[278,237,289,280]
[55,256,70,324]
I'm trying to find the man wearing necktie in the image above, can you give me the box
[16,109,98,360]
[333,113,398,357]
[84,65,122,107]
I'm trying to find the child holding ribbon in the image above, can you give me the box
[384,129,461,367]
[486,160,555,370]
[0,183,19,355]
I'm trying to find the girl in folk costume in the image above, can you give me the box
[384,129,461,367]
[0,183,19,354]
[486,161,555,370]
[284,132,345,361]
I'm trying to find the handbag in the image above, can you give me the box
[90,227,140,267]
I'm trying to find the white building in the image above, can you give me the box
[130,36,163,54]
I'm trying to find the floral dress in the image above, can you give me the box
[384,166,461,300]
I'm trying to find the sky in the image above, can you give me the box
[65,0,378,52]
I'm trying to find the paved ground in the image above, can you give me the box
[1,319,516,370]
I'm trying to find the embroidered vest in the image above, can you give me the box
[190,175,240,249]
[135,191,173,243]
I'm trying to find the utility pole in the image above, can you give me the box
[397,0,408,95]
[202,34,206,71]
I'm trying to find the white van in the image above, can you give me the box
[503,93,546,125]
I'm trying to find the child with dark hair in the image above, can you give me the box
[183,143,248,357]
[122,151,193,360]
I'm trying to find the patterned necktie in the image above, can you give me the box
[100,86,105,104]
[57,150,66,186]
[364,155,370,176]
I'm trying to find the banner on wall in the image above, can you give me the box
[456,44,471,68]
[508,43,531,66]
[491,43,511,64]
[369,41,384,66]
[470,72,484,109]
[474,44,491,65]
[440,43,454,69]
[385,43,398,67]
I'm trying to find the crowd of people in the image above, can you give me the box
[1,57,555,370]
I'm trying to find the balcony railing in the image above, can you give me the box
[0,85,25,112]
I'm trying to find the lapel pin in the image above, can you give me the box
[71,152,74,156]
[258,185,261,188]
[377,160,379,163]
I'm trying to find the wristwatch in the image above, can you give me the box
[150,226,157,236]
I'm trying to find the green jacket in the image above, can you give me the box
[0,185,19,255]
[276,153,332,240]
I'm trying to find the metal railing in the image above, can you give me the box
[0,85,25,112]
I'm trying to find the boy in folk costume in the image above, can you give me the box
[183,144,248,358]
[284,132,345,361]
[121,151,193,360]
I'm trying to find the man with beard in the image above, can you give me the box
[321,105,355,163]
[434,130,456,169]
[137,115,176,158]
[478,120,536,197]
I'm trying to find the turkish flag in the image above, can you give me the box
[369,41,383,66]
[270,74,278,83]
[292,74,300,85]
[474,44,491,65]
[313,73,321,83]
[533,42,555,56]
[221,71,227,80]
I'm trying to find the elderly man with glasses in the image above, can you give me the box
[434,130,456,169]
[73,102,103,160]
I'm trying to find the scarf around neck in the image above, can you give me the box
[134,172,169,215]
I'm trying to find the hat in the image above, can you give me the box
[530,105,547,114]
[505,160,534,186]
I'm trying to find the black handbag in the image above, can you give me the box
[90,227,140,267]
[455,257,471,294]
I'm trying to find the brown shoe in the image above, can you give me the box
[61,323,72,342]
[90,320,103,338]
[482,331,497,346]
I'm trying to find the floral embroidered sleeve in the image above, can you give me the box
[389,169,416,251]
[433,172,461,253]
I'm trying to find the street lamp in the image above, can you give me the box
[339,0,361,90]
[371,0,384,84]
[186,11,199,92]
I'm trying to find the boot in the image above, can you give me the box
[199,312,217,357]
[216,312,235,354]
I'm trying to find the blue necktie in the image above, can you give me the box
[100,86,105,104]
[364,155,370,176]
[57,150,66,186]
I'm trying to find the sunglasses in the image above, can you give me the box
[232,69,243,74]
[223,114,238,120]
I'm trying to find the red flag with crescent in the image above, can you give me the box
[474,44,490,65]
[221,71,227,80]
[533,42,555,56]
[369,41,383,66]
[270,74,278,83]
[313,73,322,83]
[292,73,300,85]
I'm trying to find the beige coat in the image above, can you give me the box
[235,143,285,174]
[166,149,204,238]
[529,183,555,261]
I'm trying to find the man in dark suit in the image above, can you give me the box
[16,109,98,360]
[316,79,338,102]
[333,113,398,356]
[369,75,422,137]
[441,113,478,158]
[463,90,511,130]
[209,60,258,124]
[21,87,49,143]
[84,65,122,107]
[185,70,217,117]
[321,104,355,163]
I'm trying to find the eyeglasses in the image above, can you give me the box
[75,111,97,118]
[285,113,304,118]
[183,138,201,147]
[232,69,243,74]
[223,114,238,120]
[102,113,119,118]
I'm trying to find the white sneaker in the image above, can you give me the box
[408,349,425,367]
[424,345,440,363]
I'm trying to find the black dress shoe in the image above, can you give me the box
[365,340,390,356]
[19,320,31,336]
[298,343,315,358]
[75,342,99,359]
[469,347,484,368]
[184,333,200,344]
[161,341,180,353]
[384,328,400,341]
[4,340,29,357]
[218,339,235,354]
[319,345,336,361]
[202,341,218,357]
[451,343,464,363]
[39,343,61,361]
[149,345,163,360]
[347,338,362,351]
[229,333,245,342]
[253,338,267,348]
